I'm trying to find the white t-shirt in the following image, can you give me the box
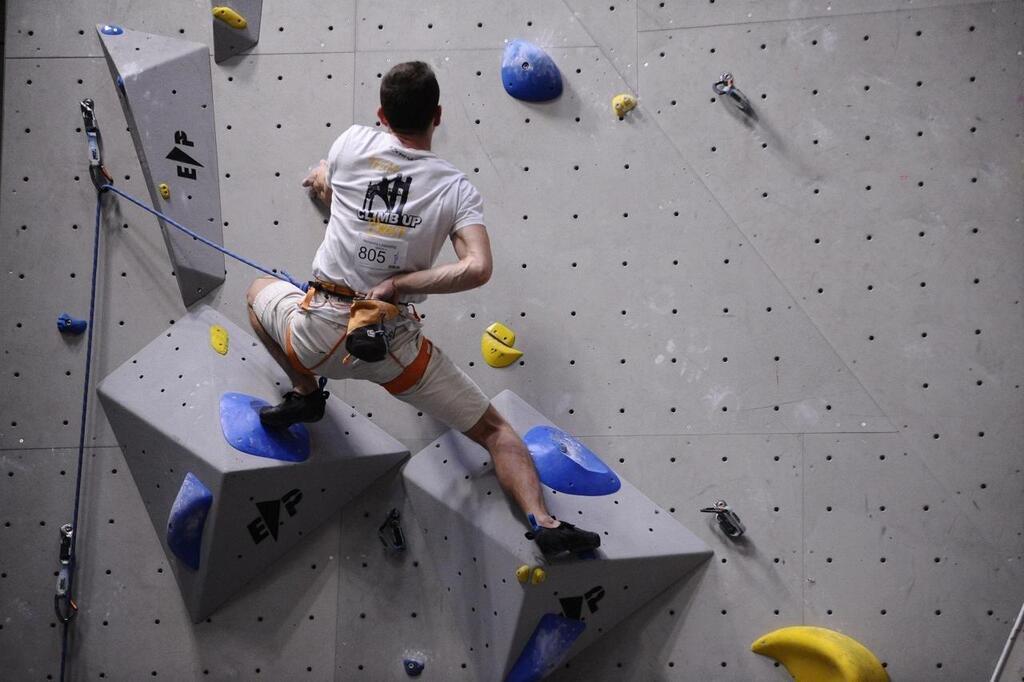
[311,125,485,303]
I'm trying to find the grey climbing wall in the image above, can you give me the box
[2,1,1022,681]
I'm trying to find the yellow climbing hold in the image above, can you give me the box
[530,567,546,585]
[212,6,248,30]
[612,93,637,118]
[485,322,516,346]
[515,565,530,584]
[158,183,170,200]
[481,322,523,368]
[751,626,889,682]
[209,325,229,355]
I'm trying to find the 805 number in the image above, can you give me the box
[358,246,387,264]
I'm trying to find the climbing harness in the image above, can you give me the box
[381,337,433,395]
[712,73,754,116]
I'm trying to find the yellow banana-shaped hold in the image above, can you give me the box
[209,324,229,355]
[481,322,523,368]
[612,93,637,118]
[515,565,530,583]
[530,567,546,585]
[751,626,889,682]
[212,6,248,30]
[158,183,170,199]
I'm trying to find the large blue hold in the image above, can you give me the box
[220,392,311,462]
[506,613,586,682]
[524,426,621,496]
[501,40,563,102]
[166,472,213,570]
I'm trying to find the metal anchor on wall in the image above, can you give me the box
[713,72,756,119]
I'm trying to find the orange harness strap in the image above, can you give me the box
[284,325,315,377]
[283,283,354,376]
[285,323,349,376]
[382,338,433,395]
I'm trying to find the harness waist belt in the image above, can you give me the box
[312,279,357,298]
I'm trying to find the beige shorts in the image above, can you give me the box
[252,280,489,432]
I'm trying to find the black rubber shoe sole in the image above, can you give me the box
[527,521,601,556]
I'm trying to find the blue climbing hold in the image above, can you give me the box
[507,613,586,682]
[403,656,425,677]
[524,425,621,496]
[100,24,124,36]
[220,392,311,462]
[166,472,213,570]
[501,40,563,102]
[57,313,88,336]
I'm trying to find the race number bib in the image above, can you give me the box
[354,233,407,272]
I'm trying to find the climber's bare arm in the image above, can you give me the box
[364,225,492,302]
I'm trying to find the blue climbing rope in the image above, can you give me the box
[99,184,307,289]
[56,183,307,681]
[56,190,105,682]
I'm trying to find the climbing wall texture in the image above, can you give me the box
[1,0,1021,680]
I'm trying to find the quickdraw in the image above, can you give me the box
[54,524,78,624]
[80,98,113,192]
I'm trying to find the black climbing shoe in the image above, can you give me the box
[526,521,601,557]
[259,378,329,428]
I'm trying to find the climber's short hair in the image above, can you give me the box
[380,61,440,134]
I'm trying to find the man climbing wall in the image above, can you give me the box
[244,62,599,557]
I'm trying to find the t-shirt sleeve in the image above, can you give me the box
[452,177,485,232]
[326,126,358,177]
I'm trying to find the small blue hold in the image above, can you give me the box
[501,40,563,102]
[524,426,621,496]
[100,24,124,36]
[115,75,125,93]
[403,657,425,677]
[167,472,213,571]
[507,613,586,682]
[57,313,88,336]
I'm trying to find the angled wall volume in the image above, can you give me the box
[97,305,408,622]
[403,390,712,680]
[97,24,225,307]
[211,0,263,63]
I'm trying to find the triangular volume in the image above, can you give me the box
[97,306,408,621]
[403,390,711,679]
[211,0,263,63]
[96,24,225,308]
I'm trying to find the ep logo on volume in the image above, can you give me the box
[247,488,302,545]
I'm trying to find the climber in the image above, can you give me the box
[245,62,599,557]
